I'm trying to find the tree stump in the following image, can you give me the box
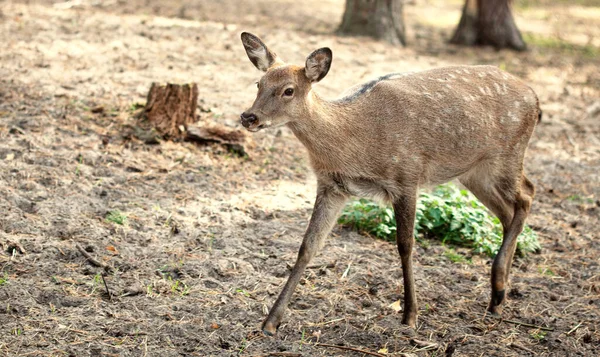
[142,83,199,140]
[338,0,406,46]
[450,0,526,51]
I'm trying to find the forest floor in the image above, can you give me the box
[0,0,599,356]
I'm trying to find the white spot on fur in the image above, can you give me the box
[477,72,486,78]
[479,87,486,95]
[494,82,502,94]
[448,73,456,79]
[461,77,470,82]
[463,69,471,74]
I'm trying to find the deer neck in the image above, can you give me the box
[287,91,359,174]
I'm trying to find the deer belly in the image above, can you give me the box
[332,176,391,202]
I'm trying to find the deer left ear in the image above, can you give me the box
[305,48,332,83]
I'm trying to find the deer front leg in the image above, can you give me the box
[262,183,347,336]
[392,191,419,328]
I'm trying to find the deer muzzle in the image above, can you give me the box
[240,112,261,131]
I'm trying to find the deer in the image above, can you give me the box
[239,32,540,336]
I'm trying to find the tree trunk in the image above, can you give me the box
[142,83,199,140]
[450,0,526,51]
[338,0,406,46]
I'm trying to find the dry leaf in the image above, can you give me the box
[388,300,402,312]
[211,322,220,329]
[106,245,118,254]
[378,347,389,354]
[312,330,322,341]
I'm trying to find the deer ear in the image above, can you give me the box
[241,32,280,72]
[305,48,332,83]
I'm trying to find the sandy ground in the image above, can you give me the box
[0,0,599,356]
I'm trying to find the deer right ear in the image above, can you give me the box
[241,32,279,72]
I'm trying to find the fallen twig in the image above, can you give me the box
[268,353,302,357]
[567,322,583,335]
[411,338,438,351]
[509,342,537,355]
[101,273,112,301]
[75,244,113,273]
[315,343,385,357]
[484,313,554,331]
[287,261,336,271]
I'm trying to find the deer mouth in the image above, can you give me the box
[247,124,266,132]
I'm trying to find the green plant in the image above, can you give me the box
[338,199,396,240]
[106,210,127,225]
[235,288,250,298]
[530,330,547,341]
[169,278,190,296]
[0,273,8,286]
[338,184,541,257]
[90,273,102,295]
[444,248,470,264]
[129,102,145,112]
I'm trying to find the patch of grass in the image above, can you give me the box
[516,0,599,9]
[0,273,8,286]
[169,278,190,296]
[530,330,547,341]
[235,288,251,298]
[523,33,599,58]
[444,248,470,264]
[89,273,103,295]
[538,267,556,276]
[566,194,595,204]
[338,184,541,257]
[128,102,145,112]
[106,210,127,225]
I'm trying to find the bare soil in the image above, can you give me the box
[0,0,599,356]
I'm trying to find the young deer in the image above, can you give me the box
[239,32,539,336]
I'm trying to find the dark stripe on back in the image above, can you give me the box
[334,72,406,103]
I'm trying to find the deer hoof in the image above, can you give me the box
[488,289,506,315]
[261,320,278,336]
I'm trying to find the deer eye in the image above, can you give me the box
[283,88,294,97]
[256,82,260,89]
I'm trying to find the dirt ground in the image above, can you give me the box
[1,0,599,356]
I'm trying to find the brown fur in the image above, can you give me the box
[240,32,539,335]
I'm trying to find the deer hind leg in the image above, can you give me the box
[459,172,534,315]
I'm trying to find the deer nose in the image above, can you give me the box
[240,112,258,127]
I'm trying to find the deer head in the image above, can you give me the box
[240,32,332,132]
